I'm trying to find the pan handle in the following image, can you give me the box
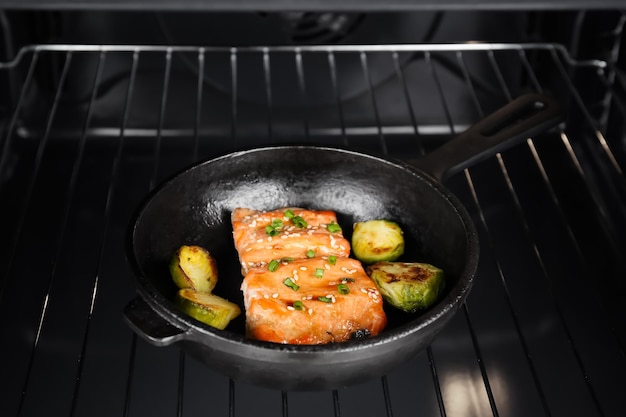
[413,93,561,182]
[123,296,188,346]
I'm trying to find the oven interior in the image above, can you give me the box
[0,6,625,417]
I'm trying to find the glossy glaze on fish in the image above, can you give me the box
[232,207,351,274]
[232,207,387,344]
[241,257,387,344]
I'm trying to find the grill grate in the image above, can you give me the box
[0,43,625,417]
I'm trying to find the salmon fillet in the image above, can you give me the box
[232,207,351,274]
[241,257,387,344]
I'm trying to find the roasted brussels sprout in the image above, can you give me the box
[351,220,405,264]
[175,289,241,330]
[170,245,218,293]
[366,262,445,313]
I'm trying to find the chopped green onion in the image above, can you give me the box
[327,221,342,233]
[314,268,324,278]
[280,257,294,263]
[328,255,337,265]
[306,249,316,258]
[293,300,304,310]
[337,284,350,295]
[284,209,295,219]
[341,277,355,283]
[291,215,307,228]
[268,259,280,272]
[283,277,300,291]
[317,296,332,303]
[265,225,280,236]
[265,218,283,236]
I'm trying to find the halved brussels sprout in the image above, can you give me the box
[351,220,404,264]
[170,245,218,293]
[366,261,445,313]
[175,289,241,330]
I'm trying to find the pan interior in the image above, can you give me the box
[131,147,473,341]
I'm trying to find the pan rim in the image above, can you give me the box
[126,145,479,354]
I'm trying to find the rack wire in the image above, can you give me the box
[0,43,625,417]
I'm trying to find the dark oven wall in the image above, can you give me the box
[1,10,622,142]
[7,11,538,129]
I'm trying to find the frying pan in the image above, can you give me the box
[124,93,561,390]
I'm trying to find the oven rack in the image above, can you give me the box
[0,43,624,417]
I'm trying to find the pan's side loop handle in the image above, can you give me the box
[414,93,562,182]
[123,296,188,346]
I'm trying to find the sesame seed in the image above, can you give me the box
[245,247,252,252]
[299,266,307,271]
[308,308,313,315]
[267,236,273,242]
[272,293,279,298]
[324,264,331,270]
[263,294,269,299]
[256,239,263,243]
[360,288,368,294]
[287,306,295,311]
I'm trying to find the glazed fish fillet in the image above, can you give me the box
[240,257,387,344]
[232,207,351,274]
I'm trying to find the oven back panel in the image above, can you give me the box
[0,0,625,11]
[0,41,625,417]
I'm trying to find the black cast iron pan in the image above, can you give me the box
[124,93,561,391]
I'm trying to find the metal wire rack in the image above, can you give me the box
[0,43,625,417]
